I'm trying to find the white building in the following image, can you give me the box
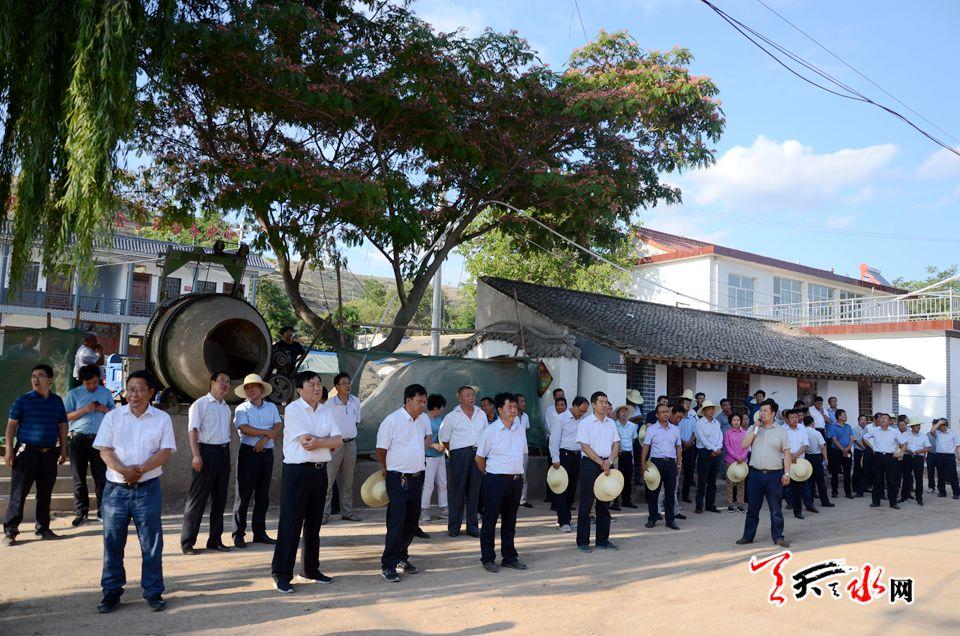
[632,227,955,421]
[0,229,272,357]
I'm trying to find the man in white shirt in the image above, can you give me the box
[72,332,100,384]
[694,400,723,514]
[323,372,363,523]
[93,370,176,613]
[542,388,565,505]
[476,392,529,573]
[852,414,871,497]
[181,372,233,554]
[575,391,620,553]
[515,394,532,508]
[803,415,834,509]
[864,413,906,509]
[933,419,960,498]
[641,402,683,530]
[549,396,585,532]
[902,418,931,505]
[783,409,815,518]
[438,386,488,538]
[809,396,828,437]
[376,383,432,583]
[271,371,342,594]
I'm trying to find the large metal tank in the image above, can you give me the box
[145,293,272,402]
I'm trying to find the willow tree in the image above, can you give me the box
[138,1,724,352]
[0,0,174,283]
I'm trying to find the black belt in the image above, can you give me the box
[71,432,97,438]
[388,471,423,478]
[560,448,579,455]
[22,444,57,452]
[876,452,894,456]
[110,477,158,490]
[751,467,782,473]
[489,473,523,480]
[200,442,229,448]
[292,461,327,470]
[651,457,676,462]
[342,438,356,443]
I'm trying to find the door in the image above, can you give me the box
[44,274,73,310]
[130,273,152,317]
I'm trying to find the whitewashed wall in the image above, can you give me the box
[628,257,713,310]
[821,380,859,417]
[750,374,798,406]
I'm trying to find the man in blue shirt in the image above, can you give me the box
[64,364,114,527]
[3,364,69,545]
[826,408,854,499]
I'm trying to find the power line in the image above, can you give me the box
[698,0,960,159]
[752,0,960,146]
[572,0,589,43]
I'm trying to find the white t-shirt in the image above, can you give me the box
[805,427,826,454]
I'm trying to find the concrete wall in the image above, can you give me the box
[821,380,859,417]
[750,374,798,407]
[689,370,727,403]
[577,358,626,407]
[874,383,895,415]
[655,364,668,398]
[629,257,713,310]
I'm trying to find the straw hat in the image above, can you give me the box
[637,424,647,443]
[790,458,813,482]
[614,405,631,419]
[699,399,718,411]
[678,389,695,401]
[909,417,924,428]
[360,471,389,508]
[593,469,624,502]
[234,373,273,399]
[727,461,748,483]
[643,463,661,490]
[546,465,569,494]
[626,389,644,405]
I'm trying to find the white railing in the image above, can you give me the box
[732,290,960,327]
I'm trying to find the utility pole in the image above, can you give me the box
[431,260,442,356]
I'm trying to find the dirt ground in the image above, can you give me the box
[1,492,958,635]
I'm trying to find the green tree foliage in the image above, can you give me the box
[893,265,960,292]
[0,0,174,283]
[135,2,723,352]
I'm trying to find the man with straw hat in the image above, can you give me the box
[677,389,698,503]
[549,396,586,533]
[864,413,906,509]
[641,402,682,530]
[575,392,621,552]
[271,371,343,594]
[375,384,433,583]
[782,409,815,518]
[613,405,639,510]
[737,398,791,548]
[932,418,960,499]
[232,374,281,548]
[476,393,529,573]
[901,417,931,505]
[694,400,723,514]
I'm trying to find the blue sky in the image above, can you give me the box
[343,0,960,288]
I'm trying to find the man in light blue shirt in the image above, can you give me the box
[64,364,114,526]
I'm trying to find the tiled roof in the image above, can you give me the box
[635,227,906,295]
[480,276,922,383]
[443,321,581,359]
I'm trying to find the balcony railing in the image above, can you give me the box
[734,290,960,327]
[2,290,134,316]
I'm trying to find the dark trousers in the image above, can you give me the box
[742,468,785,543]
[695,449,722,509]
[787,475,814,513]
[936,453,960,496]
[69,433,106,517]
[927,453,937,490]
[553,449,580,526]
[3,445,58,535]
[680,446,696,500]
[382,471,423,569]
[854,447,873,496]
[902,455,925,503]
[271,462,328,582]
[480,473,522,564]
[829,447,852,497]
[646,457,677,524]
[577,458,612,547]
[618,451,634,506]
[899,457,911,500]
[180,444,230,549]
[233,445,273,540]
[447,447,481,535]
[806,453,830,505]
[872,453,899,506]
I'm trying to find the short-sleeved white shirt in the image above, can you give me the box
[576,413,620,459]
[187,393,232,445]
[282,398,341,464]
[438,405,488,450]
[904,431,931,453]
[93,405,176,483]
[477,419,528,474]
[377,406,431,473]
[326,392,361,440]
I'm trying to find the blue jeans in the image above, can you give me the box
[742,468,785,543]
[101,478,164,598]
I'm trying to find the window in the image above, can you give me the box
[725,370,750,418]
[797,379,818,406]
[857,381,873,419]
[728,274,755,311]
[161,277,182,303]
[774,277,802,318]
[839,290,864,321]
[808,283,835,320]
[195,280,216,294]
[666,366,684,401]
[5,262,40,305]
[223,282,245,297]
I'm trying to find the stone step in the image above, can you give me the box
[0,475,95,496]
[0,493,86,524]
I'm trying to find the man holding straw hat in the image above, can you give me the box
[575,392,620,552]
[641,402,682,530]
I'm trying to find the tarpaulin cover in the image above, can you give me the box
[337,350,543,454]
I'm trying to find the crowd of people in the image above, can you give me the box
[3,363,960,614]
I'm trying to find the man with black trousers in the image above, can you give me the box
[232,374,282,548]
[737,399,792,548]
[901,418,931,505]
[476,392,528,573]
[642,402,682,530]
[549,396,585,533]
[3,364,68,545]
[64,364,114,526]
[181,372,233,554]
[575,391,620,553]
[827,409,854,499]
[677,391,698,503]
[852,414,873,497]
[376,383,432,583]
[932,419,960,499]
[694,400,723,514]
[438,386,488,538]
[864,414,906,509]
[271,371,342,593]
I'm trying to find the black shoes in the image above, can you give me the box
[735,538,753,545]
[252,535,277,545]
[234,537,247,549]
[35,528,59,540]
[806,507,820,514]
[207,543,230,552]
[694,507,704,514]
[97,593,121,614]
[706,506,722,514]
[890,503,900,509]
[794,513,805,520]
[414,527,431,539]
[297,571,334,584]
[447,531,460,538]
[273,576,295,594]
[466,530,480,538]
[501,560,528,570]
[381,568,401,582]
[146,595,166,612]
[822,502,835,508]
[482,561,500,573]
[644,520,656,528]
[674,513,687,520]
[666,523,680,530]
[71,515,88,528]
[521,502,534,508]
[869,503,881,508]
[182,546,200,555]
[398,560,418,574]
[596,542,619,550]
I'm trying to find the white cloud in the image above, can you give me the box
[680,135,898,209]
[638,209,730,244]
[916,147,960,179]
[415,0,491,35]
[844,186,875,205]
[824,214,859,229]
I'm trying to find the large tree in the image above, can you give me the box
[137,1,724,351]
